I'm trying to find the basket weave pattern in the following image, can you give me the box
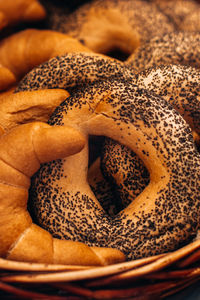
[0,0,200,299]
[0,238,199,299]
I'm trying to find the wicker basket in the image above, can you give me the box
[0,236,199,299]
[0,0,199,299]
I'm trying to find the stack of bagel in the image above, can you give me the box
[0,0,199,271]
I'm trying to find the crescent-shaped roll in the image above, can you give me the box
[0,11,7,30]
[0,0,46,27]
[0,65,16,91]
[0,29,93,91]
[0,89,70,133]
[0,122,125,265]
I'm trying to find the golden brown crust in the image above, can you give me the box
[0,66,16,91]
[7,224,54,263]
[0,29,93,91]
[50,0,175,56]
[0,29,93,80]
[0,122,125,265]
[0,89,70,133]
[0,184,32,257]
[53,239,125,266]
[19,53,200,260]
[0,0,46,26]
[0,11,7,30]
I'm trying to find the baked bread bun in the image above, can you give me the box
[0,0,46,28]
[0,122,125,265]
[0,29,93,91]
[0,11,7,31]
[0,65,16,91]
[0,89,70,134]
[15,53,200,260]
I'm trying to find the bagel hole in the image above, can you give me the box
[88,136,150,217]
[78,8,140,62]
[193,132,200,153]
[105,48,130,61]
[88,135,105,166]
[88,135,124,216]
[195,140,200,153]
